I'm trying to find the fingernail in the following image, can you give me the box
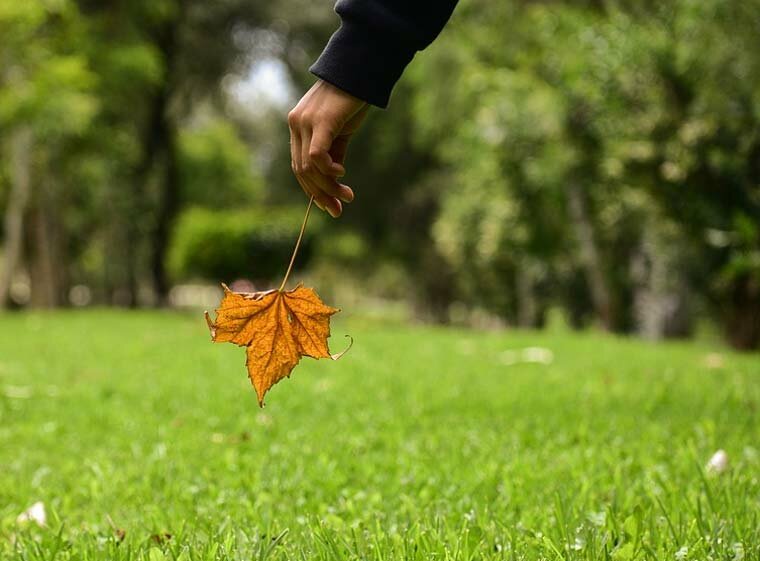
[339,186,354,203]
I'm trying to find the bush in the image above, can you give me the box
[168,206,321,286]
[178,120,263,208]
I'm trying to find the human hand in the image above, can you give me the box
[288,80,369,217]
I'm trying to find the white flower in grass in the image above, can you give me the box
[499,347,554,366]
[521,347,554,364]
[706,449,729,474]
[587,511,606,527]
[675,545,688,560]
[16,501,46,527]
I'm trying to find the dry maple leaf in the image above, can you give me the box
[205,283,346,405]
[205,196,350,406]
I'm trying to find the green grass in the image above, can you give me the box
[1,310,758,560]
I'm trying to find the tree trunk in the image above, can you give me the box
[515,260,541,328]
[630,224,693,340]
[142,15,181,307]
[27,174,66,308]
[125,89,165,307]
[151,118,180,306]
[566,181,615,330]
[125,56,175,307]
[0,128,33,308]
[724,275,760,350]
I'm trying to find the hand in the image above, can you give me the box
[288,80,369,217]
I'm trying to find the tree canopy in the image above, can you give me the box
[1,0,758,349]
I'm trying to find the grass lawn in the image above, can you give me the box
[1,310,758,560]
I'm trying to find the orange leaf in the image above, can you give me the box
[205,283,344,406]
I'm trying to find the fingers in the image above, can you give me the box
[290,122,351,218]
[301,128,344,217]
[302,126,354,207]
[287,80,369,218]
[288,112,301,176]
[310,126,346,177]
[295,174,339,218]
[292,127,337,217]
[304,128,354,204]
[329,135,350,168]
[315,175,354,205]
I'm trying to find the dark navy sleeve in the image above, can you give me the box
[310,0,459,108]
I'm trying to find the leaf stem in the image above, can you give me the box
[279,196,314,292]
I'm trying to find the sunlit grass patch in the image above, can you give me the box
[1,311,758,560]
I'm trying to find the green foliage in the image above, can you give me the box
[1,312,758,559]
[0,0,273,306]
[409,0,760,342]
[0,0,97,133]
[0,56,98,135]
[178,120,262,208]
[168,206,320,284]
[718,214,760,284]
[1,0,758,347]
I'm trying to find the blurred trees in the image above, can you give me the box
[80,0,270,305]
[0,0,97,307]
[0,0,758,349]
[1,0,269,307]
[407,0,760,347]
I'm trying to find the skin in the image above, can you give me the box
[288,79,369,217]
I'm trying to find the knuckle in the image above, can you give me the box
[287,110,300,127]
[300,111,315,126]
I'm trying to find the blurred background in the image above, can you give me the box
[0,0,758,350]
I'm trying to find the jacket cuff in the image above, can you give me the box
[309,20,416,108]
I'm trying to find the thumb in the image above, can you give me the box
[329,135,351,168]
[309,125,346,177]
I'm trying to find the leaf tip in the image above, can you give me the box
[204,311,216,340]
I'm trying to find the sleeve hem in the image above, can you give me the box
[309,19,416,108]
